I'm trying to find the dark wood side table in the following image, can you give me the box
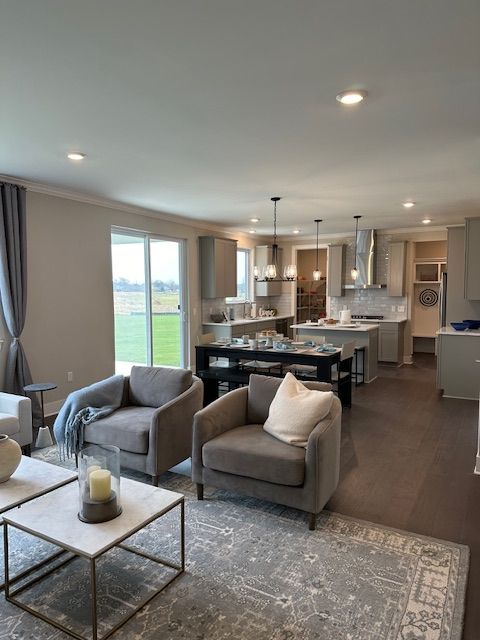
[23,383,57,449]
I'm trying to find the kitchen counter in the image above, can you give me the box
[291,323,379,383]
[203,315,293,327]
[291,323,379,332]
[437,327,480,337]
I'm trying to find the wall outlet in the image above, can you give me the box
[397,305,405,313]
[67,371,74,382]
[391,305,396,312]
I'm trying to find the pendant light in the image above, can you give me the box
[351,215,362,281]
[254,197,297,281]
[312,219,322,281]
[264,197,280,280]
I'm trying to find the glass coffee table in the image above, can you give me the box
[2,477,185,640]
[0,455,77,590]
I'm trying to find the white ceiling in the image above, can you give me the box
[1,0,479,237]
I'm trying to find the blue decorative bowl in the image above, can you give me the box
[450,322,468,331]
[462,320,480,330]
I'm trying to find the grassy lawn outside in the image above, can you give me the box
[114,313,181,367]
[114,291,181,367]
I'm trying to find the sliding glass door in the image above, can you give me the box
[111,230,186,374]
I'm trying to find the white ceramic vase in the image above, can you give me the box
[0,434,22,483]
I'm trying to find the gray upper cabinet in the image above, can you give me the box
[200,236,237,299]
[387,241,406,296]
[254,245,283,296]
[465,217,480,300]
[327,245,344,297]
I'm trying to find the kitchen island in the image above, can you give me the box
[291,322,379,383]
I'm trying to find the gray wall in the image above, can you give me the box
[0,190,257,405]
[446,226,480,324]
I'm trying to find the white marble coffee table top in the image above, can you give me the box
[3,478,184,559]
[0,456,77,518]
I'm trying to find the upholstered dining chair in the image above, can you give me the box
[192,374,342,530]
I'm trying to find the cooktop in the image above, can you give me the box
[351,314,385,320]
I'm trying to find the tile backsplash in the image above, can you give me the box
[329,289,407,320]
[201,292,293,322]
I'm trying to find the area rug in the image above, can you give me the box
[0,449,469,640]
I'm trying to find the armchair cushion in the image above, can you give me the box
[83,406,155,454]
[0,413,20,436]
[202,424,305,486]
[129,366,192,407]
[264,373,334,448]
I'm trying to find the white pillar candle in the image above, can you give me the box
[86,465,101,487]
[89,469,112,501]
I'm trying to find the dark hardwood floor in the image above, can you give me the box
[328,353,480,640]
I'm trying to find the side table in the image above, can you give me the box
[23,382,57,448]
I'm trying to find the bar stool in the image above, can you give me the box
[353,346,365,386]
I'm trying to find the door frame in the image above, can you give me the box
[111,227,188,369]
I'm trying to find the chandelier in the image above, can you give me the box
[254,197,297,281]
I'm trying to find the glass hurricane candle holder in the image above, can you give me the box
[78,444,122,523]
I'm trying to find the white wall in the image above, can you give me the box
[0,190,257,406]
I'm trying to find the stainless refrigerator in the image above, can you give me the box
[439,272,448,327]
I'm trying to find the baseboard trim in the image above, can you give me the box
[474,457,480,475]
[45,399,65,417]
[442,394,477,402]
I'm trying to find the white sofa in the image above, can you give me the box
[0,392,32,452]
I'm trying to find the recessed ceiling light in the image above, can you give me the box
[250,217,260,223]
[336,90,367,105]
[67,152,86,161]
[422,218,432,224]
[402,201,415,208]
[293,229,300,234]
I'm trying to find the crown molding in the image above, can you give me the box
[0,173,257,241]
[280,225,447,242]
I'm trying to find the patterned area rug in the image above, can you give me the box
[0,448,469,640]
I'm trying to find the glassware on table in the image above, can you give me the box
[78,444,122,524]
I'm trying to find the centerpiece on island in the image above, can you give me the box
[78,444,122,523]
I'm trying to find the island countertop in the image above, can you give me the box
[291,323,379,332]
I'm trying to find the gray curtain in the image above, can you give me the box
[0,182,39,416]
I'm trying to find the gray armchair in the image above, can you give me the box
[83,366,203,485]
[192,374,342,529]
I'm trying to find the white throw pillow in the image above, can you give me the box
[263,373,334,448]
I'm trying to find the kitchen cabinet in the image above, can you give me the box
[378,322,405,363]
[445,226,480,325]
[200,236,237,299]
[254,246,283,296]
[327,244,344,297]
[437,330,480,400]
[387,242,406,296]
[465,217,480,300]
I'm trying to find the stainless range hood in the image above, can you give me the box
[344,229,385,289]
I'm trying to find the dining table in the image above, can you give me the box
[195,342,342,405]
